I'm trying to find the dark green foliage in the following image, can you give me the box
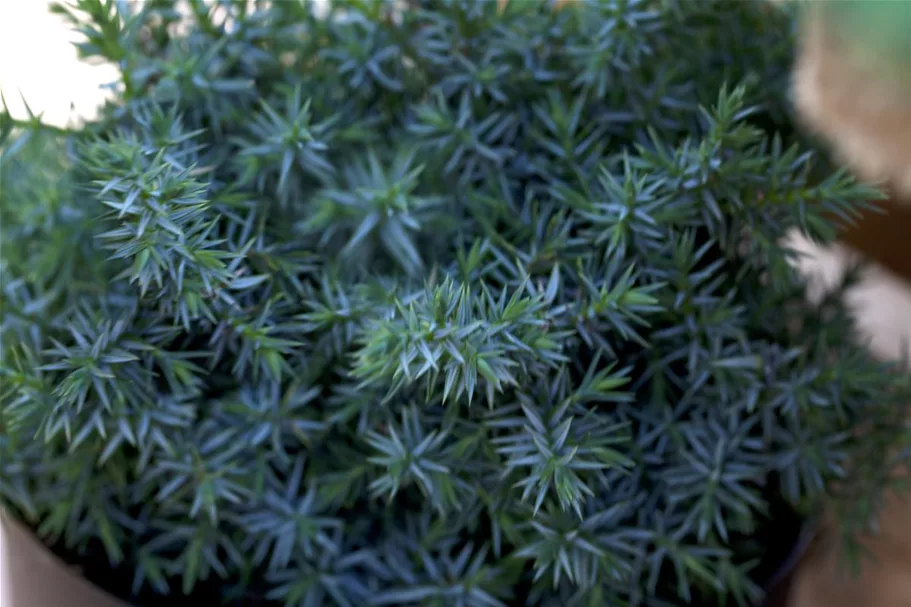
[2,0,910,605]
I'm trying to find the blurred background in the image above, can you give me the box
[1,1,119,127]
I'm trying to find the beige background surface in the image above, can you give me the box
[3,1,911,606]
[1,0,118,127]
[1,513,125,607]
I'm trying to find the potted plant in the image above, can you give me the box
[2,1,909,605]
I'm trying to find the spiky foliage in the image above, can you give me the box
[2,1,909,605]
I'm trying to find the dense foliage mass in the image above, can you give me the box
[3,0,911,605]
